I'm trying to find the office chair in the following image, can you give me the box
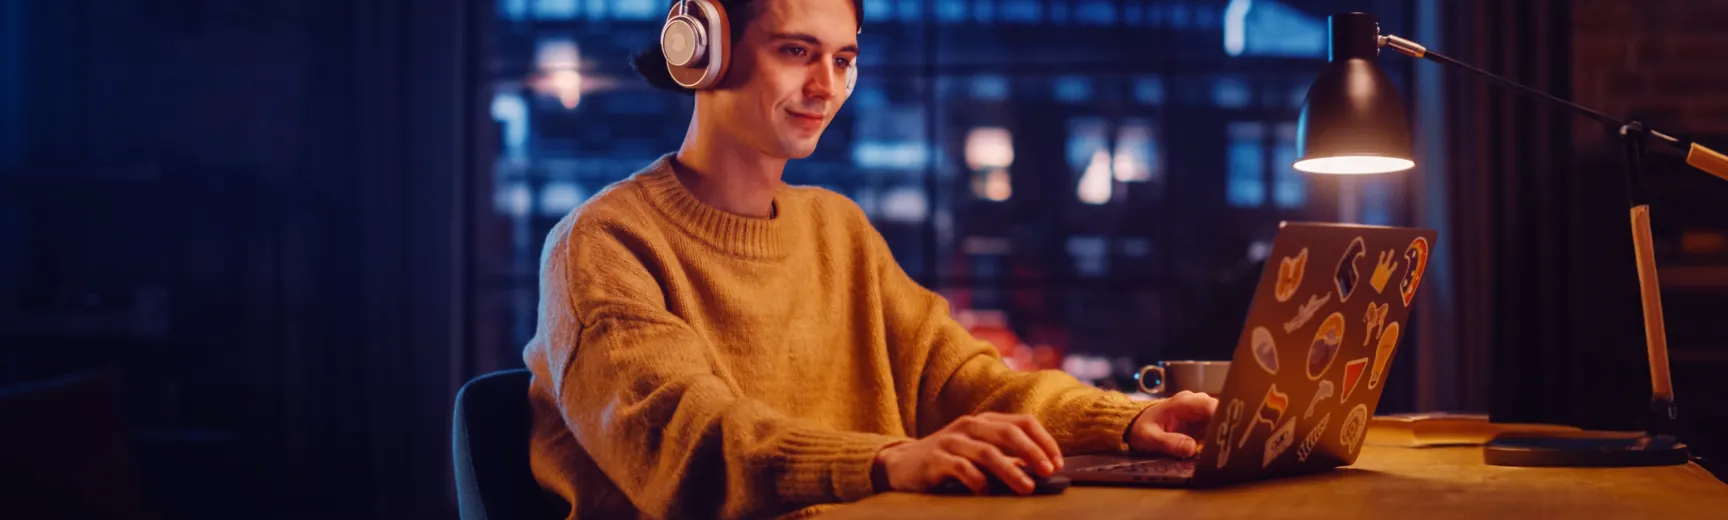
[452,369,566,520]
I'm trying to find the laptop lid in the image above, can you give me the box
[1189,222,1437,487]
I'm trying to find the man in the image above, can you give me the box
[522,0,1219,518]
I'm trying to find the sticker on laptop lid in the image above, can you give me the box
[1214,399,1245,469]
[1304,380,1334,419]
[1369,249,1400,294]
[1275,247,1309,303]
[1237,384,1291,449]
[1306,312,1346,380]
[1263,419,1297,467]
[1341,404,1369,456]
[1400,237,1431,307]
[1334,237,1368,302]
[1363,302,1389,347]
[1297,413,1331,462]
[1340,357,1368,402]
[1283,293,1331,334]
[1370,322,1401,389]
[1251,326,1279,374]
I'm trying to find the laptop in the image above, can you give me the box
[1060,221,1437,488]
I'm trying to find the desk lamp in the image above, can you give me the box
[1294,12,1728,467]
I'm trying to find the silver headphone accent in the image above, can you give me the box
[661,1,708,68]
[845,64,857,97]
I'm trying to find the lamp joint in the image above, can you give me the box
[1381,35,1427,58]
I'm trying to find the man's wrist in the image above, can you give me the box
[1122,402,1157,450]
[870,446,895,493]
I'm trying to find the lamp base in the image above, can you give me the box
[1483,433,1690,467]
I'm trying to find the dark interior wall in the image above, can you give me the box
[1442,0,1728,467]
[0,0,482,517]
[1570,0,1728,465]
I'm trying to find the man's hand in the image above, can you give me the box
[872,413,1063,496]
[1127,390,1219,457]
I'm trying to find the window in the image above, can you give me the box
[1114,121,1160,183]
[476,0,1414,368]
[612,0,657,20]
[1212,76,1251,108]
[1075,0,1117,25]
[533,0,576,20]
[1273,122,1306,208]
[1224,0,1326,58]
[1227,122,1267,207]
[1002,0,1041,23]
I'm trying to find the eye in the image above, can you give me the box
[834,57,853,69]
[780,45,808,58]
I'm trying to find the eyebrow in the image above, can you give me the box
[769,32,859,54]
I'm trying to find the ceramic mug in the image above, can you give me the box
[1137,361,1230,396]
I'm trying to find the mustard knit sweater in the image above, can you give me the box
[523,155,1156,519]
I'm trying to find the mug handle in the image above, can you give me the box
[1137,366,1165,395]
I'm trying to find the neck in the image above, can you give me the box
[673,113,786,219]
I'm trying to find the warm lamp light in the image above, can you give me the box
[1298,11,1728,468]
[1292,156,1414,175]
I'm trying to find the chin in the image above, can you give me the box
[777,139,822,159]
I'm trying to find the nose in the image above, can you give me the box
[804,61,839,100]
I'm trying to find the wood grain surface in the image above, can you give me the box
[818,445,1728,519]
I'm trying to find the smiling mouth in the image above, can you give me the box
[787,110,825,122]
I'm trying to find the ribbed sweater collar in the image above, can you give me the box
[635,154,795,260]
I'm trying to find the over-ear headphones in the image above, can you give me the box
[662,0,730,90]
[844,59,857,97]
[662,0,859,96]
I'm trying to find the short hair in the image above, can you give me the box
[629,0,864,95]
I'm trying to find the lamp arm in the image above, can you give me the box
[1380,34,1728,182]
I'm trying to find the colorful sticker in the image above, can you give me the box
[1306,312,1346,380]
[1251,326,1279,375]
[1341,404,1369,455]
[1214,399,1245,469]
[1304,380,1334,419]
[1297,413,1332,462]
[1334,237,1368,302]
[1282,293,1332,334]
[1263,420,1297,467]
[1362,302,1389,347]
[1369,249,1400,294]
[1340,357,1368,402]
[1237,384,1291,449]
[1275,247,1310,303]
[1400,237,1431,307]
[1370,322,1401,389]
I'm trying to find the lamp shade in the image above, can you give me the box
[1294,13,1415,174]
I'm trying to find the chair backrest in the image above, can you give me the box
[452,369,567,520]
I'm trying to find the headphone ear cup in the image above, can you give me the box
[664,0,731,90]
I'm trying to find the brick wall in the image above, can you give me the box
[1573,0,1728,140]
[1574,0,1728,478]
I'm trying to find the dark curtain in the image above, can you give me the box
[301,0,487,516]
[1441,0,1650,430]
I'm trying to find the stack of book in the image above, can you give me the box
[1366,412,1586,447]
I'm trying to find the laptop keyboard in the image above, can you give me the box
[1079,457,1197,476]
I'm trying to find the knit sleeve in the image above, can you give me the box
[860,223,1156,455]
[530,220,907,520]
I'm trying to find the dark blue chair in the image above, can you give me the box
[452,369,567,520]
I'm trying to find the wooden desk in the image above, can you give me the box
[820,445,1728,519]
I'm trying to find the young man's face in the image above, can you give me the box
[708,0,858,159]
